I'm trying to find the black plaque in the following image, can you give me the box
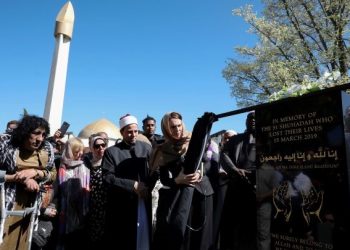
[256,89,350,250]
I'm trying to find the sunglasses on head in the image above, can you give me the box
[93,143,106,149]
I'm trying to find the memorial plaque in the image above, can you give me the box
[256,89,350,250]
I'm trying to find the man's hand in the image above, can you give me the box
[14,169,37,182]
[44,206,57,217]
[235,168,251,177]
[53,130,62,140]
[134,181,149,199]
[23,178,40,192]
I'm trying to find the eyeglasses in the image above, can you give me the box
[94,143,106,149]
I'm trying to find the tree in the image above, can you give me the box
[223,0,350,107]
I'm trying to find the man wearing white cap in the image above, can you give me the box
[102,114,156,250]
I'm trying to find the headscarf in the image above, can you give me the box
[61,139,84,167]
[150,112,191,170]
[89,136,106,167]
[58,138,90,235]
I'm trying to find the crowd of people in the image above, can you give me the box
[0,112,260,250]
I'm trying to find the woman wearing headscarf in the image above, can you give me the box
[57,137,90,250]
[151,112,215,250]
[83,135,108,249]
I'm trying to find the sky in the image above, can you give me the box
[0,0,262,137]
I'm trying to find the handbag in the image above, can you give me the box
[32,220,53,248]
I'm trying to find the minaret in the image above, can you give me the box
[44,1,74,134]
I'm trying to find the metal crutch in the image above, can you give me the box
[0,183,43,250]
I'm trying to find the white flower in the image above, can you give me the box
[268,70,343,101]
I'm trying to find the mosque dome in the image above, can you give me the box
[77,118,151,147]
[78,118,122,146]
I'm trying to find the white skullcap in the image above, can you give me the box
[225,130,237,136]
[119,114,138,129]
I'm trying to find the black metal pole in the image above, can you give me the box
[215,83,350,120]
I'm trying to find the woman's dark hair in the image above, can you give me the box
[11,115,50,148]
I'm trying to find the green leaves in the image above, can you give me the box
[224,0,350,107]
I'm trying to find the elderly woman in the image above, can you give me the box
[57,137,90,250]
[0,115,56,249]
[151,112,213,250]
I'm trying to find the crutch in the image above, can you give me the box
[0,183,43,250]
[0,183,6,244]
[27,189,42,250]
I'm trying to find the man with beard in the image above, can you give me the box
[102,114,156,250]
[220,111,257,250]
